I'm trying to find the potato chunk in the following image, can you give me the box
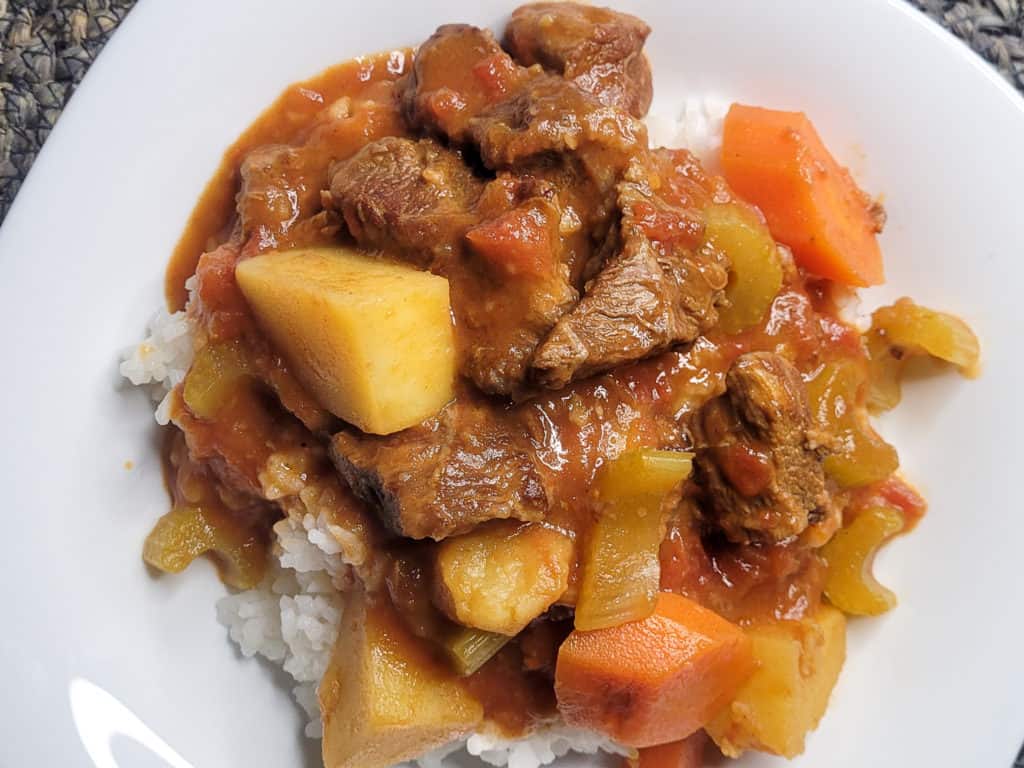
[435,521,573,636]
[320,590,482,768]
[706,605,846,759]
[235,247,455,434]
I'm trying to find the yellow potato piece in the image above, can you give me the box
[236,247,455,435]
[706,605,846,759]
[320,590,482,768]
[435,521,573,636]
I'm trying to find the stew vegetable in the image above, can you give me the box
[130,4,980,768]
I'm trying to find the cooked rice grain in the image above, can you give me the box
[646,95,730,167]
[119,276,197,424]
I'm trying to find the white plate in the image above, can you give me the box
[2,0,1022,766]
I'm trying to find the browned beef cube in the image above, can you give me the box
[456,171,580,397]
[398,24,645,178]
[239,145,322,249]
[398,24,512,143]
[327,137,483,268]
[504,2,653,118]
[330,398,550,540]
[531,149,729,388]
[691,352,838,544]
[469,73,645,172]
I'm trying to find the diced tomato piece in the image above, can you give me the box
[631,201,704,247]
[466,203,556,279]
[196,244,250,340]
[472,53,519,101]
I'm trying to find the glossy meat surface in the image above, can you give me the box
[469,72,647,170]
[456,171,580,396]
[328,137,483,268]
[399,24,516,143]
[330,397,551,540]
[398,22,646,174]
[504,1,653,117]
[691,352,837,544]
[532,149,730,388]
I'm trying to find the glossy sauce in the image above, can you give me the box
[159,44,908,738]
[166,50,412,309]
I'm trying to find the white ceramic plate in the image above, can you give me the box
[2,0,1022,766]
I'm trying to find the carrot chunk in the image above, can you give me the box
[721,104,884,287]
[555,592,754,748]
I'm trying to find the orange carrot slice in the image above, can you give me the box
[555,592,754,748]
[721,103,884,287]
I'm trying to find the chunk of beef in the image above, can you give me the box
[459,180,579,396]
[330,397,550,540]
[238,145,322,251]
[452,154,620,396]
[531,149,729,388]
[453,262,578,397]
[530,236,685,388]
[398,24,645,178]
[329,137,579,397]
[691,352,837,544]
[473,151,617,283]
[327,137,483,268]
[469,72,646,172]
[399,24,520,143]
[504,2,653,118]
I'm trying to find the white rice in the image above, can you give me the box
[119,276,197,425]
[464,728,632,767]
[213,512,628,764]
[119,101,741,768]
[645,95,731,168]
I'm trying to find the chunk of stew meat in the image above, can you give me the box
[691,352,838,544]
[238,144,322,250]
[327,137,483,269]
[399,24,515,144]
[503,1,653,118]
[398,23,646,177]
[469,73,646,173]
[330,396,551,540]
[457,172,579,396]
[531,149,730,389]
